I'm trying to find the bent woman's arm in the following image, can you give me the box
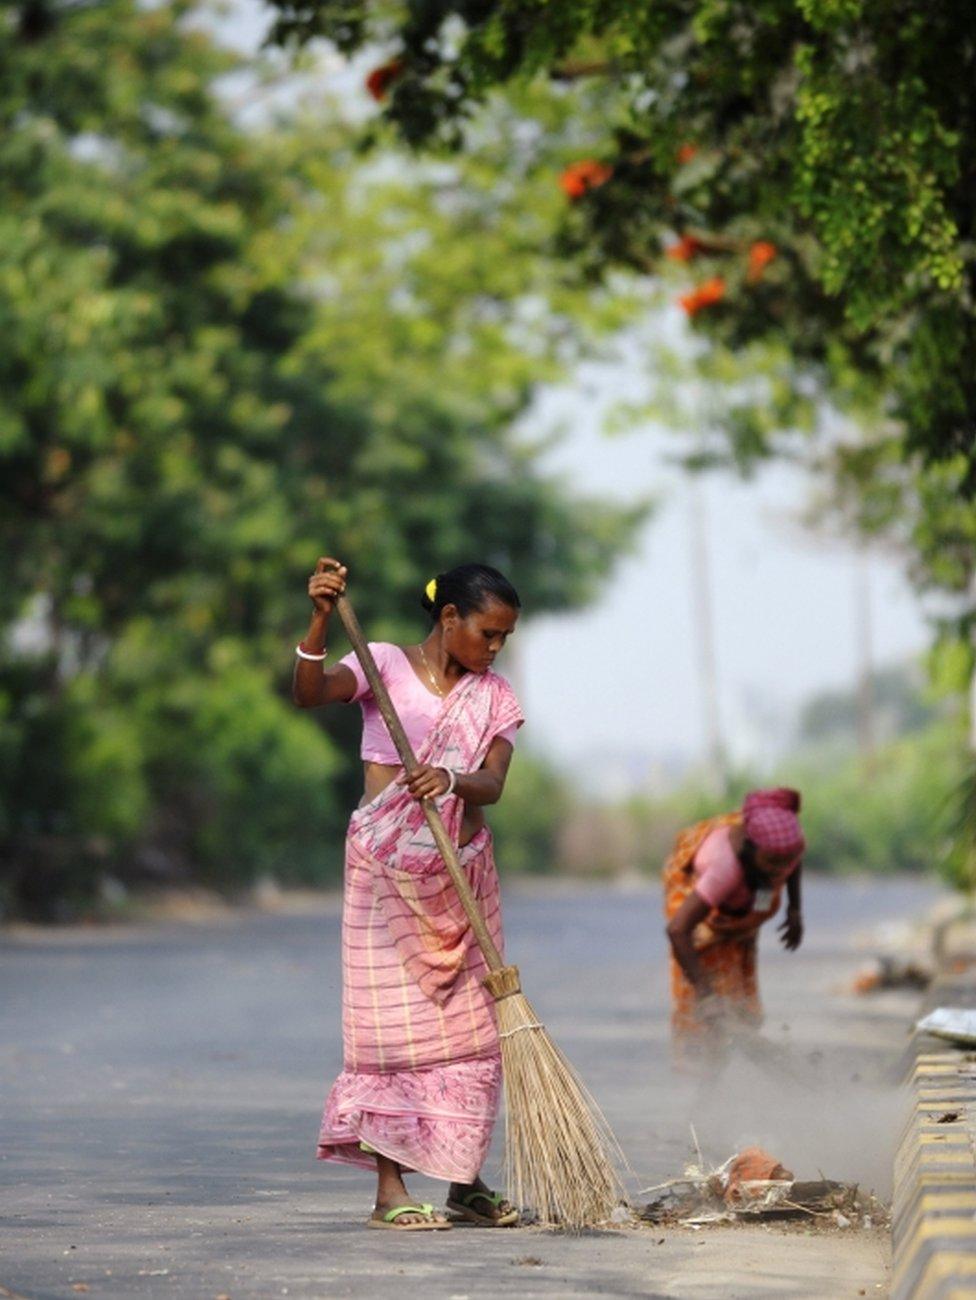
[400,736,514,804]
[454,736,514,805]
[666,891,713,994]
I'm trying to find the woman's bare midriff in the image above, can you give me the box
[360,762,485,846]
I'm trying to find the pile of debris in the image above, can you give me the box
[640,1145,887,1230]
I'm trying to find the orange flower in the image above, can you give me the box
[678,276,726,316]
[666,234,705,262]
[366,59,404,102]
[747,240,777,281]
[676,142,698,164]
[559,159,614,200]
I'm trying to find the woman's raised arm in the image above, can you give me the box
[292,557,358,709]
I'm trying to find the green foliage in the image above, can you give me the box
[620,717,966,885]
[789,723,965,880]
[270,2,969,362]
[783,673,970,886]
[596,661,968,887]
[145,657,343,888]
[798,664,941,747]
[62,681,150,842]
[0,0,643,917]
[943,760,976,894]
[489,747,570,874]
[266,0,976,630]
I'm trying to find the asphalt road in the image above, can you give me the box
[1,876,940,1299]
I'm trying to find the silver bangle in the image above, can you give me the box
[442,767,458,795]
[295,644,328,661]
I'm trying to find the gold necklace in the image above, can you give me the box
[417,643,445,697]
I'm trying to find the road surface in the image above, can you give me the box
[1,876,938,1298]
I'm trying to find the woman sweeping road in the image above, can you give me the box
[293,558,523,1231]
[664,788,805,1069]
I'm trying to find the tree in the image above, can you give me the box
[262,0,976,889]
[0,0,643,917]
[265,1,975,598]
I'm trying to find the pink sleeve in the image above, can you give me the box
[494,722,520,748]
[338,642,388,703]
[693,830,745,909]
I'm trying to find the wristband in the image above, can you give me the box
[296,644,328,661]
[442,767,458,795]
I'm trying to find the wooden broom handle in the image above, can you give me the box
[332,589,505,972]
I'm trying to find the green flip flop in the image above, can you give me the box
[445,1189,519,1227]
[368,1202,452,1231]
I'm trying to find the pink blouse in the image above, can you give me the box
[339,642,520,765]
[693,824,799,912]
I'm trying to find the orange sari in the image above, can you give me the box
[663,814,781,1063]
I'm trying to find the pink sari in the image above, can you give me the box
[317,668,523,1183]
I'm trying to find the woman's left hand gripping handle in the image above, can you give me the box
[398,765,452,801]
[308,556,347,612]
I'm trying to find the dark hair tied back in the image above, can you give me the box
[420,563,521,620]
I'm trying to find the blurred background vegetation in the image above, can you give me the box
[2,0,973,917]
[0,0,647,917]
[540,664,969,886]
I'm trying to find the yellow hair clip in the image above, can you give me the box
[425,577,438,602]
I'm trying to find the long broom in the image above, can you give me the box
[333,586,625,1229]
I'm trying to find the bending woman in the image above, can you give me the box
[664,788,805,1069]
[293,557,523,1231]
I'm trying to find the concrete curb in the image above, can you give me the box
[893,975,976,1300]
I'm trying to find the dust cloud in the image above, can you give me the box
[652,1035,905,1199]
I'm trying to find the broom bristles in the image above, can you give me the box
[492,981,625,1229]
